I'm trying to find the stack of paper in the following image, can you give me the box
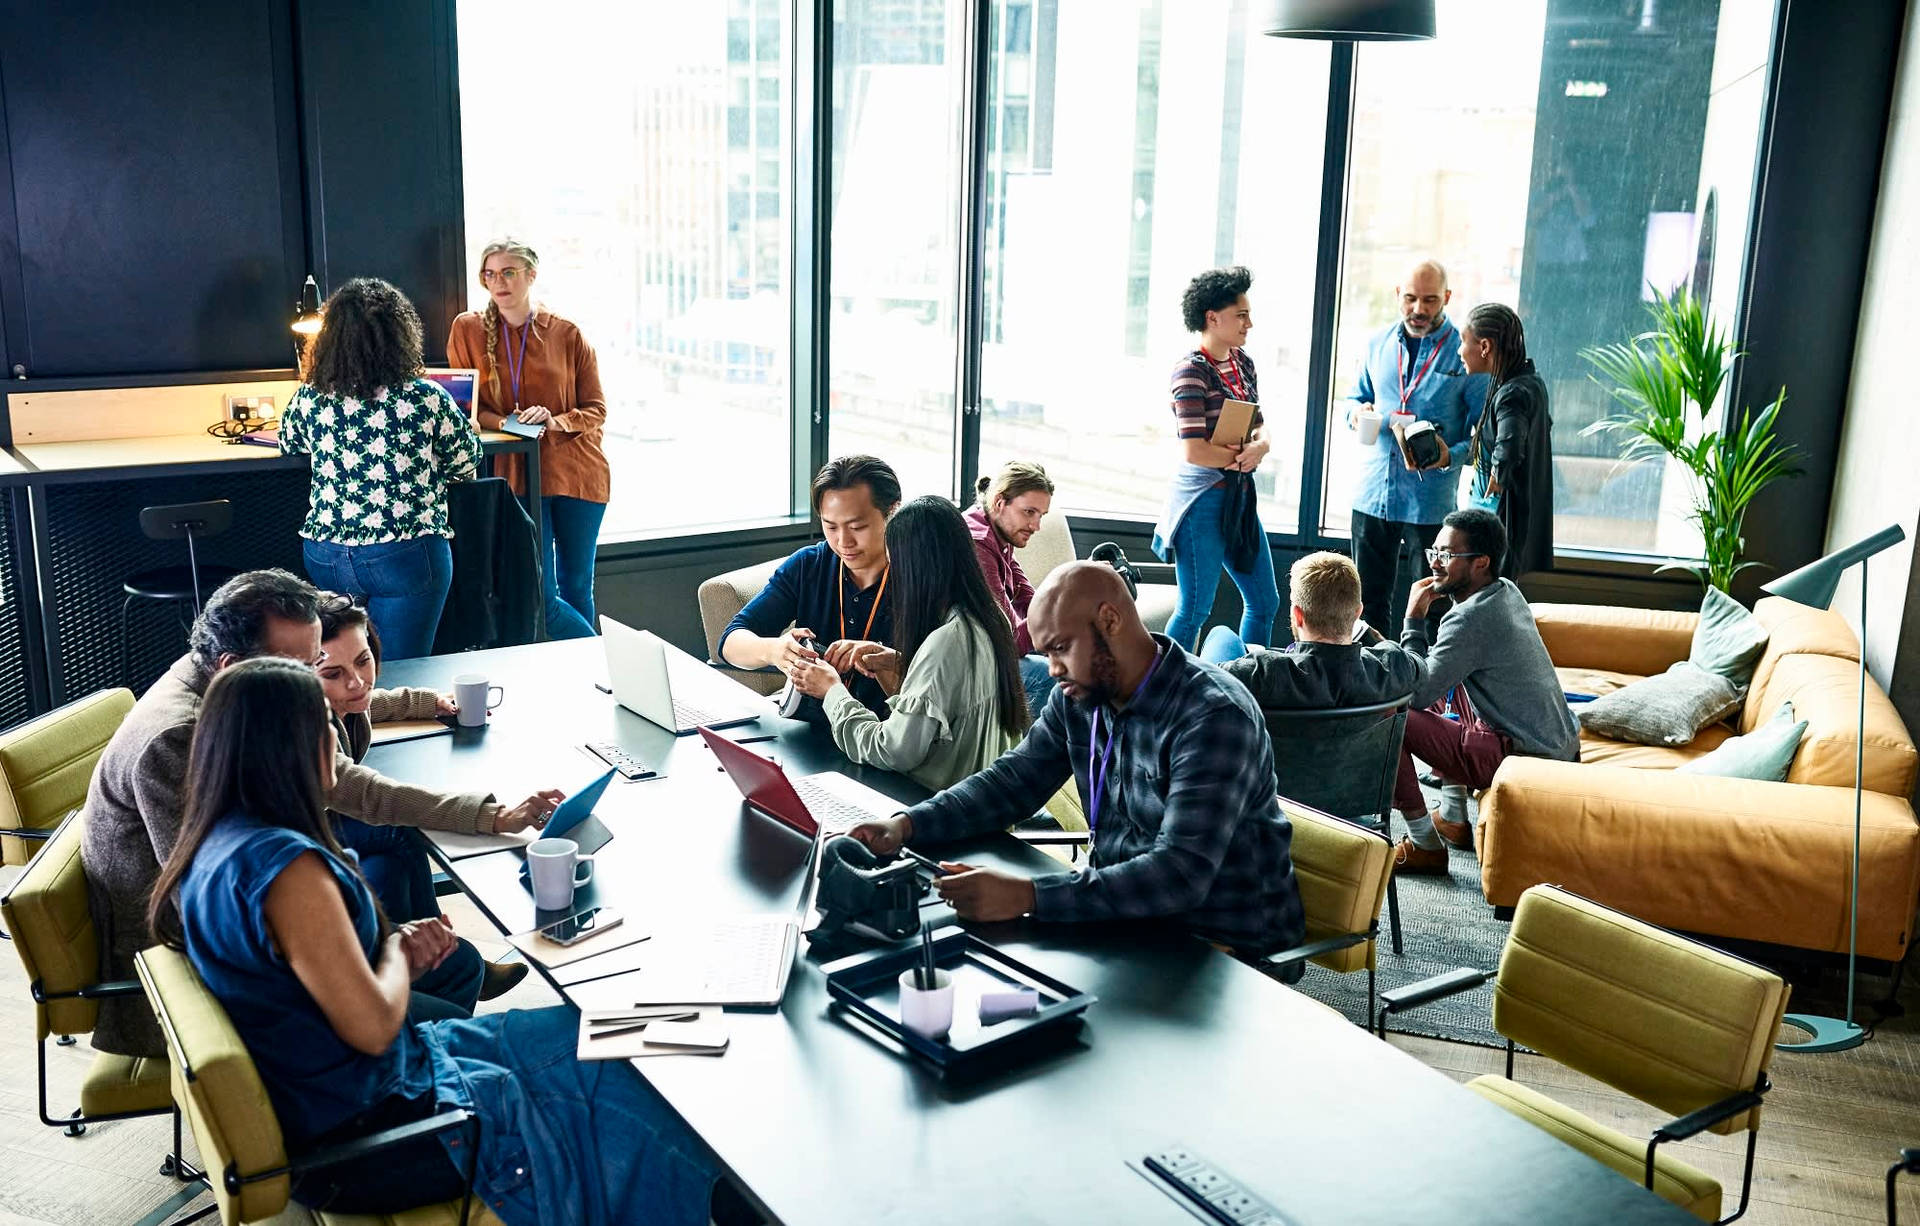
[506,923,649,970]
[575,1007,729,1060]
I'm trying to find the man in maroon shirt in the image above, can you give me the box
[963,461,1057,714]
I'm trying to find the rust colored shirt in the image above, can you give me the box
[447,307,611,503]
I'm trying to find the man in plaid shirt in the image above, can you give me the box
[850,562,1304,960]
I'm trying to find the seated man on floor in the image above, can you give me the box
[720,454,900,725]
[1205,550,1422,713]
[1391,508,1579,874]
[965,459,1057,715]
[81,569,561,1061]
[848,561,1305,965]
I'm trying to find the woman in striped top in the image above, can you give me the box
[1152,266,1280,652]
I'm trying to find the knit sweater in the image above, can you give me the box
[1399,579,1579,760]
[80,656,500,1057]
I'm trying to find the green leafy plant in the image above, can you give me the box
[1582,289,1802,592]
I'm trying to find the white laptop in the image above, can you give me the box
[600,616,766,735]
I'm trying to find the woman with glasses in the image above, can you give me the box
[1153,266,1280,654]
[447,238,611,639]
[280,278,483,660]
[1459,303,1553,578]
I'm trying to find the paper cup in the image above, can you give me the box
[1355,409,1382,445]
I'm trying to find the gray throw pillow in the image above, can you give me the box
[1578,662,1742,747]
[1676,701,1807,782]
[1688,586,1769,690]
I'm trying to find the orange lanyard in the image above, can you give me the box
[838,562,889,643]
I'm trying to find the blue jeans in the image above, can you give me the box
[1200,626,1250,664]
[1019,654,1056,720]
[540,496,607,640]
[295,1006,717,1225]
[304,536,453,661]
[1165,485,1280,652]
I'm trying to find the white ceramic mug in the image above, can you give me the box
[1355,408,1382,444]
[897,968,955,1040]
[453,673,504,728]
[527,837,595,911]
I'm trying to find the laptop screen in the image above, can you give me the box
[422,368,479,419]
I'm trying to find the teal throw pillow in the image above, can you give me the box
[1676,701,1807,782]
[1688,586,1769,690]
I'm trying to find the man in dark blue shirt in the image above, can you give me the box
[850,561,1304,958]
[719,455,901,723]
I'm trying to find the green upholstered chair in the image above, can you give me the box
[0,687,135,866]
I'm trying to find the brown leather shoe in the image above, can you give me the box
[479,957,529,1001]
[1429,807,1474,851]
[1393,838,1450,875]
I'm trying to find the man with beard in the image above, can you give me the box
[1390,509,1579,874]
[1344,259,1488,634]
[846,561,1305,964]
[964,459,1056,713]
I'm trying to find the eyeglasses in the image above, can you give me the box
[1424,548,1485,566]
[479,266,529,285]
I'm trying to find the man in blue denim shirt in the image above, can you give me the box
[848,562,1305,959]
[1343,260,1489,633]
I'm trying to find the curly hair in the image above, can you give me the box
[1180,265,1253,333]
[303,278,425,400]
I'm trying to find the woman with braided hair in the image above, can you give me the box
[1460,303,1553,577]
[447,238,611,639]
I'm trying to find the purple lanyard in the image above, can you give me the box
[1086,650,1166,834]
[502,320,532,411]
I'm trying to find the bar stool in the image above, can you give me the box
[120,500,242,686]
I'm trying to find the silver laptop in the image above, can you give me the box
[601,616,765,735]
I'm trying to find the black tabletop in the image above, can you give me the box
[371,639,1695,1226]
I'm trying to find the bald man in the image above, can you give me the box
[1343,258,1489,634]
[848,562,1305,961]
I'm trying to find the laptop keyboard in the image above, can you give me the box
[697,917,794,1000]
[791,777,883,834]
[672,696,747,730]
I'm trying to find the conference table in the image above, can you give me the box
[371,637,1695,1226]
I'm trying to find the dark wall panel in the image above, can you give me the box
[0,0,303,376]
[296,0,466,362]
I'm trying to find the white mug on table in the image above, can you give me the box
[527,837,595,911]
[453,673,504,728]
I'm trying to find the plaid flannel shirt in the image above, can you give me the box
[905,636,1304,953]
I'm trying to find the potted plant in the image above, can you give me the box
[1581,288,1802,592]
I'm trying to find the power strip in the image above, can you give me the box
[1136,1146,1292,1226]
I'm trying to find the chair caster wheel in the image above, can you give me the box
[160,1155,179,1176]
[56,1034,77,1047]
[64,1111,85,1138]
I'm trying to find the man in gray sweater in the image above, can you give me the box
[82,569,561,1057]
[1393,509,1578,873]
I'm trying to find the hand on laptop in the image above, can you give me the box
[786,658,839,700]
[495,788,567,834]
[933,864,1036,923]
[846,814,912,856]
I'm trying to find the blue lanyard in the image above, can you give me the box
[1085,650,1166,835]
[503,319,532,411]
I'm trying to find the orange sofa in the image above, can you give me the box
[1477,597,1920,961]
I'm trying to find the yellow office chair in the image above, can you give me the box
[1378,885,1788,1224]
[0,687,134,866]
[1251,801,1395,1019]
[136,945,509,1226]
[0,806,194,1180]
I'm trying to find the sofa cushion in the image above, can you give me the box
[1759,652,1920,794]
[1579,725,1733,771]
[1688,587,1768,690]
[1677,701,1806,782]
[1578,664,1742,748]
[1745,596,1860,723]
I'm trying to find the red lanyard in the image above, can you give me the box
[503,319,532,411]
[838,562,889,643]
[1397,330,1441,408]
[1202,346,1250,402]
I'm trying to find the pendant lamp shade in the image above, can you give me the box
[1261,0,1436,41]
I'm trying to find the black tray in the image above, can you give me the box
[821,927,1095,1069]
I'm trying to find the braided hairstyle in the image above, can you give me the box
[1466,303,1528,470]
[477,237,541,403]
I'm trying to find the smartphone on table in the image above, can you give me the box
[539,906,623,946]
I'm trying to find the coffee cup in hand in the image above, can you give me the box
[453,674,504,728]
[1355,408,1382,445]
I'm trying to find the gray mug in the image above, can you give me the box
[453,673,503,727]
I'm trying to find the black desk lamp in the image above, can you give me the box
[290,275,322,366]
[1762,523,1906,1052]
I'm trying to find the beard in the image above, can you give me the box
[1075,626,1124,707]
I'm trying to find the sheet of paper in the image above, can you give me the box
[575,1006,729,1060]
[367,718,453,746]
[425,828,532,859]
[506,923,650,970]
[552,935,656,986]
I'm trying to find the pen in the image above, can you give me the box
[897,846,954,877]
[918,923,937,991]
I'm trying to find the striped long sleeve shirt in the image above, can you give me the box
[904,636,1305,954]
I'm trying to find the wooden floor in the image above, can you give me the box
[2,871,1915,1225]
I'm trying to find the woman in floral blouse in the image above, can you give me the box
[280,278,484,659]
